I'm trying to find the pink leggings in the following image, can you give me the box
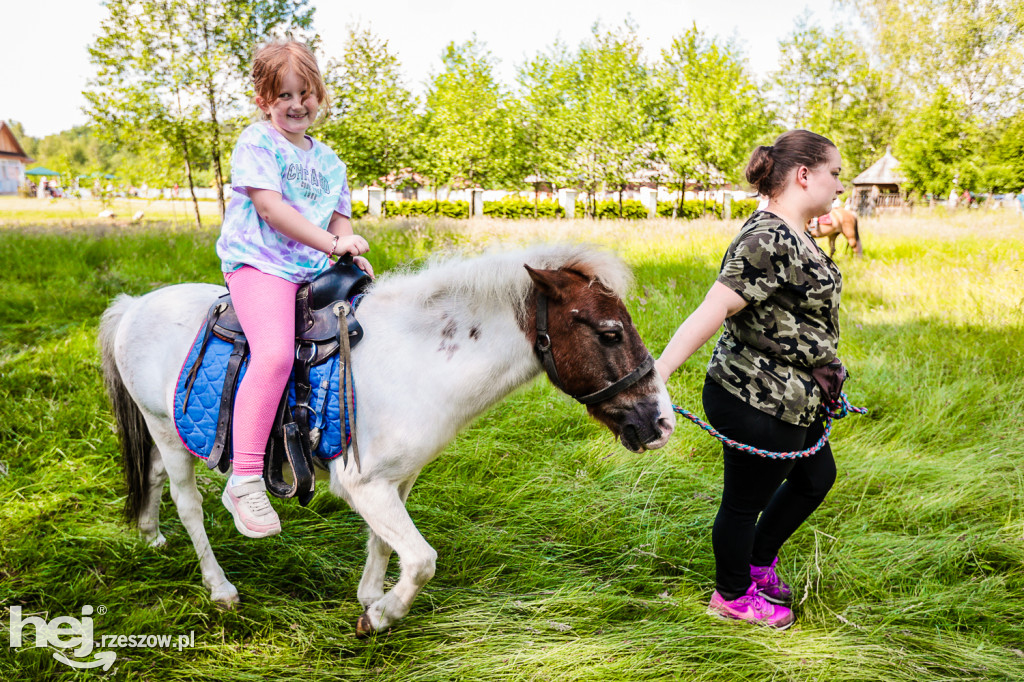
[224,266,300,477]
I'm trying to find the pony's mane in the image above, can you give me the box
[370,243,633,315]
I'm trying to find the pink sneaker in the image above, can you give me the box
[708,581,794,629]
[750,557,793,605]
[222,476,281,538]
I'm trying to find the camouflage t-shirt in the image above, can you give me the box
[707,210,843,426]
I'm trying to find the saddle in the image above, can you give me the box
[181,255,372,506]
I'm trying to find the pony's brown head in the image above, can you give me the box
[524,264,674,453]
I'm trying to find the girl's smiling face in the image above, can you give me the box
[256,68,319,148]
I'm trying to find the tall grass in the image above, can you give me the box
[1,213,1022,680]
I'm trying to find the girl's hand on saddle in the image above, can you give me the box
[335,234,369,257]
[353,256,375,278]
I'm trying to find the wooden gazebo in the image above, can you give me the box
[850,147,905,216]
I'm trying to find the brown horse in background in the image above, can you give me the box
[808,207,862,258]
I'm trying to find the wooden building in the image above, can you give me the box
[0,121,34,195]
[850,147,904,216]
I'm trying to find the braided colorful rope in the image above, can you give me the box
[672,392,867,459]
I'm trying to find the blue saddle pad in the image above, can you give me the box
[173,329,352,463]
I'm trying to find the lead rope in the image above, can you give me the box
[672,393,867,459]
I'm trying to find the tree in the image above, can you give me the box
[85,0,316,226]
[320,25,419,197]
[565,21,660,217]
[512,43,580,211]
[979,111,1024,193]
[420,38,514,195]
[842,0,1024,121]
[894,86,980,197]
[771,19,901,183]
[660,25,773,215]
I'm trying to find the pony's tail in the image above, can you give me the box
[99,294,152,525]
[853,214,863,256]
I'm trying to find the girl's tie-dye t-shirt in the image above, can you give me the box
[217,122,352,283]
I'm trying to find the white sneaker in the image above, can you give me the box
[221,476,281,538]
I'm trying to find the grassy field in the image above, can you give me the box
[1,210,1023,680]
[0,196,223,229]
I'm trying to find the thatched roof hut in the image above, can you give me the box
[851,147,905,215]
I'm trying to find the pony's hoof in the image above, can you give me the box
[146,533,167,548]
[354,611,375,638]
[211,585,240,609]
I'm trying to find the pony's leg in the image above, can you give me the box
[347,480,437,634]
[829,234,838,257]
[846,224,862,257]
[357,531,392,609]
[147,420,239,605]
[356,474,419,609]
[137,444,168,547]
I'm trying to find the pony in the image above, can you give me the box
[808,207,862,258]
[99,244,676,635]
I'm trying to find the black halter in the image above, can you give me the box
[534,292,656,406]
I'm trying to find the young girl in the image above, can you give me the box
[656,130,846,628]
[216,41,372,539]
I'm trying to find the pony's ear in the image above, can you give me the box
[524,265,572,302]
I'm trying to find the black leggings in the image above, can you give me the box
[702,377,836,600]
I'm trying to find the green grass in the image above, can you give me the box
[1,213,1023,680]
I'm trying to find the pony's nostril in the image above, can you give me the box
[621,424,641,451]
[657,417,674,436]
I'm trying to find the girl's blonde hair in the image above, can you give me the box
[251,41,330,122]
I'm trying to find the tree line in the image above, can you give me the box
[14,0,1024,226]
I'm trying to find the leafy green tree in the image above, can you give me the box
[420,38,514,195]
[321,25,419,196]
[979,112,1024,193]
[843,0,1024,121]
[565,21,660,217]
[87,0,222,226]
[894,86,980,197]
[85,0,316,226]
[512,43,580,211]
[771,19,901,181]
[660,25,773,215]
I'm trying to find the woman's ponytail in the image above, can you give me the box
[744,131,835,199]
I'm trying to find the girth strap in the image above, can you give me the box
[334,300,360,473]
[207,335,248,473]
[182,300,228,411]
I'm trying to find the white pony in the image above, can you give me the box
[99,243,675,635]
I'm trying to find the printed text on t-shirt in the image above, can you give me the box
[286,163,331,202]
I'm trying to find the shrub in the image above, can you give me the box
[732,198,758,220]
[483,197,564,218]
[656,200,723,219]
[354,196,753,221]
[382,199,469,218]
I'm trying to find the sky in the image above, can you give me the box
[1,0,844,139]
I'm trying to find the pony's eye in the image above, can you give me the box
[599,330,622,346]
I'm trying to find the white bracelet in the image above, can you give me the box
[327,234,340,258]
